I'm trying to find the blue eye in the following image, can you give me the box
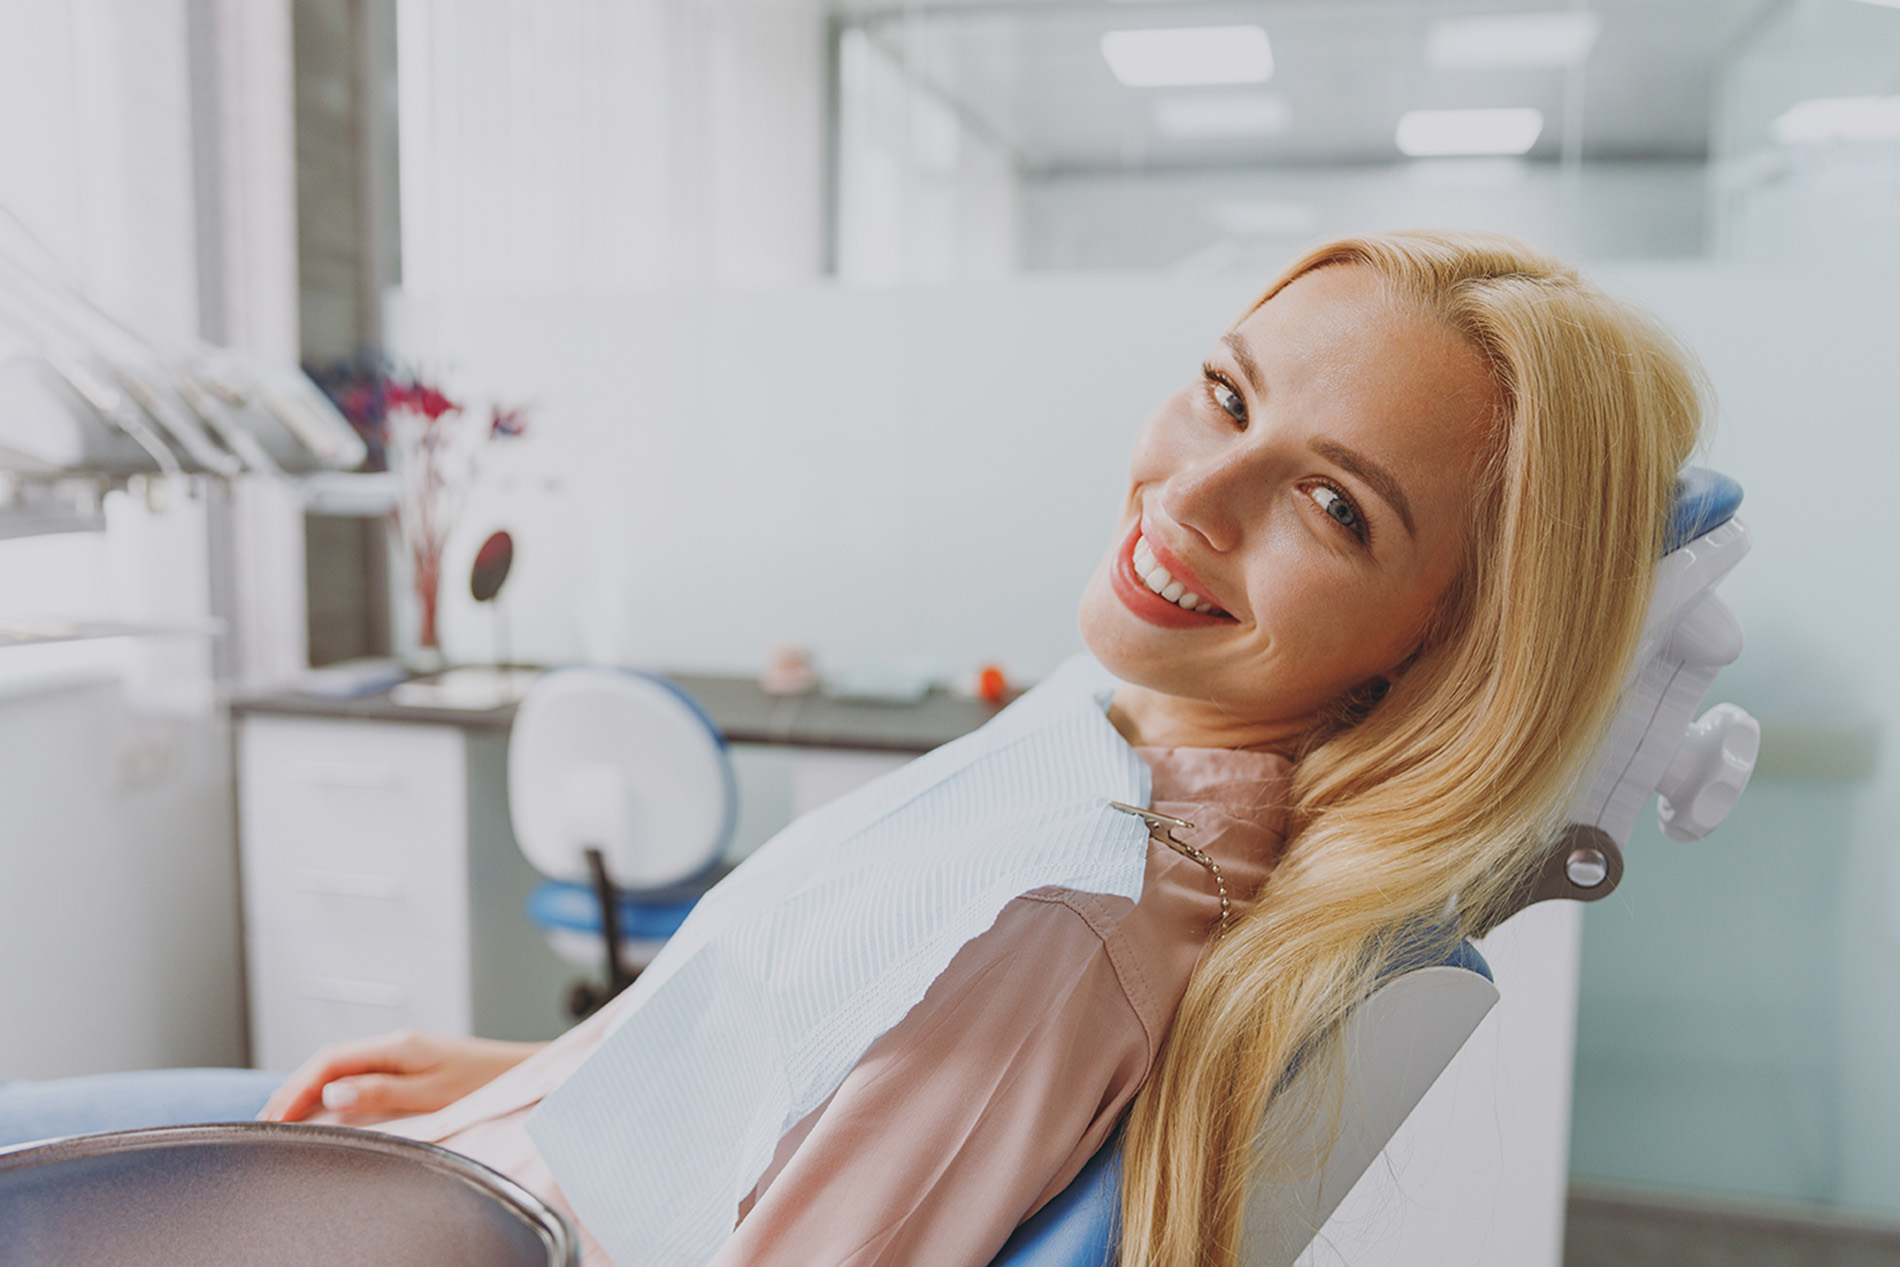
[1212,380,1245,423]
[1203,367,1247,424]
[1310,485,1369,543]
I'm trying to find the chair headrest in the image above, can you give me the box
[1666,467,1743,555]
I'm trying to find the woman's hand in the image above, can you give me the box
[258,1029,546,1123]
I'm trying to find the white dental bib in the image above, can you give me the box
[528,655,1152,1266]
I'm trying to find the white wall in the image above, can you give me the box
[383,275,1255,682]
[395,0,827,297]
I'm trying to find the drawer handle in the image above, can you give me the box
[296,975,405,1008]
[290,761,401,790]
[294,869,402,900]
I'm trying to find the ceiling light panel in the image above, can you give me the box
[1772,96,1900,144]
[1100,26,1274,88]
[1151,92,1291,138]
[1425,12,1602,70]
[1396,108,1545,156]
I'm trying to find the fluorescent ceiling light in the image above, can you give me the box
[1772,95,1900,144]
[1152,92,1291,138]
[1425,12,1602,69]
[1100,26,1274,88]
[1396,107,1544,156]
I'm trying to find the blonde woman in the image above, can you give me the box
[1,230,1702,1267]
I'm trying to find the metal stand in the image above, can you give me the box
[567,846,640,1020]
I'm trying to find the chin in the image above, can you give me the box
[1078,561,1182,695]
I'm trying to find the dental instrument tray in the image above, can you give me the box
[0,1121,577,1266]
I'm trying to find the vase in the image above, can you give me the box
[415,554,441,652]
[397,541,448,674]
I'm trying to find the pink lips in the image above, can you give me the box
[1109,522,1233,629]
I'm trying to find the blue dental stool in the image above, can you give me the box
[508,669,738,1019]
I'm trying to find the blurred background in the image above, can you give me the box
[0,2,1894,1264]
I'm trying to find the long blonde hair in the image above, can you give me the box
[1118,230,1706,1265]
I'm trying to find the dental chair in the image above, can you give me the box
[990,468,1758,1267]
[508,670,738,1019]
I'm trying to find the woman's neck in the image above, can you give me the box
[1107,684,1312,756]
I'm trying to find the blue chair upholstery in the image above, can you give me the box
[992,1132,1123,1267]
[525,879,708,943]
[1666,467,1742,553]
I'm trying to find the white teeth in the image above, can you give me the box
[1134,533,1223,615]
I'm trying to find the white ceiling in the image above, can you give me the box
[841,0,1782,173]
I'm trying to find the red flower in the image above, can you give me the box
[386,381,461,421]
[413,385,458,420]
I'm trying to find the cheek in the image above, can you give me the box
[1252,559,1440,682]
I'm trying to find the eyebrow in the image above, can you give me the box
[1219,332,1267,398]
[1310,439,1417,539]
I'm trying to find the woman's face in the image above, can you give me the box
[1079,263,1503,752]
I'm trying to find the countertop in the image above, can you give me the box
[230,670,1006,755]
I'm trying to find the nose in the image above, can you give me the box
[1156,444,1272,554]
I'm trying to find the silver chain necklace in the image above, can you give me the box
[1108,801,1230,937]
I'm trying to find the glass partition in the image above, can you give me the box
[830,0,1768,280]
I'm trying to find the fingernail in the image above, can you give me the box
[321,1082,358,1110]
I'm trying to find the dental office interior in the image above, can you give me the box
[0,0,1893,1262]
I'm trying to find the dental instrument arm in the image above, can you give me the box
[258,1030,546,1124]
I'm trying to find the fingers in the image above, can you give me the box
[316,1069,458,1116]
[255,1032,545,1124]
[258,1030,437,1123]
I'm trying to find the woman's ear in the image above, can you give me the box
[1328,674,1391,730]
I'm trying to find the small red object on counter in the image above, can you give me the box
[976,664,1008,704]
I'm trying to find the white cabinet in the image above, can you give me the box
[238,714,569,1071]
[237,705,923,1073]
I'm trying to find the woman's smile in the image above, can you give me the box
[1110,521,1235,628]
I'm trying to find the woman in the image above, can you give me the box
[0,230,1702,1266]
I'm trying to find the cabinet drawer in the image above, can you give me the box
[243,848,468,943]
[239,717,469,942]
[247,930,471,1073]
